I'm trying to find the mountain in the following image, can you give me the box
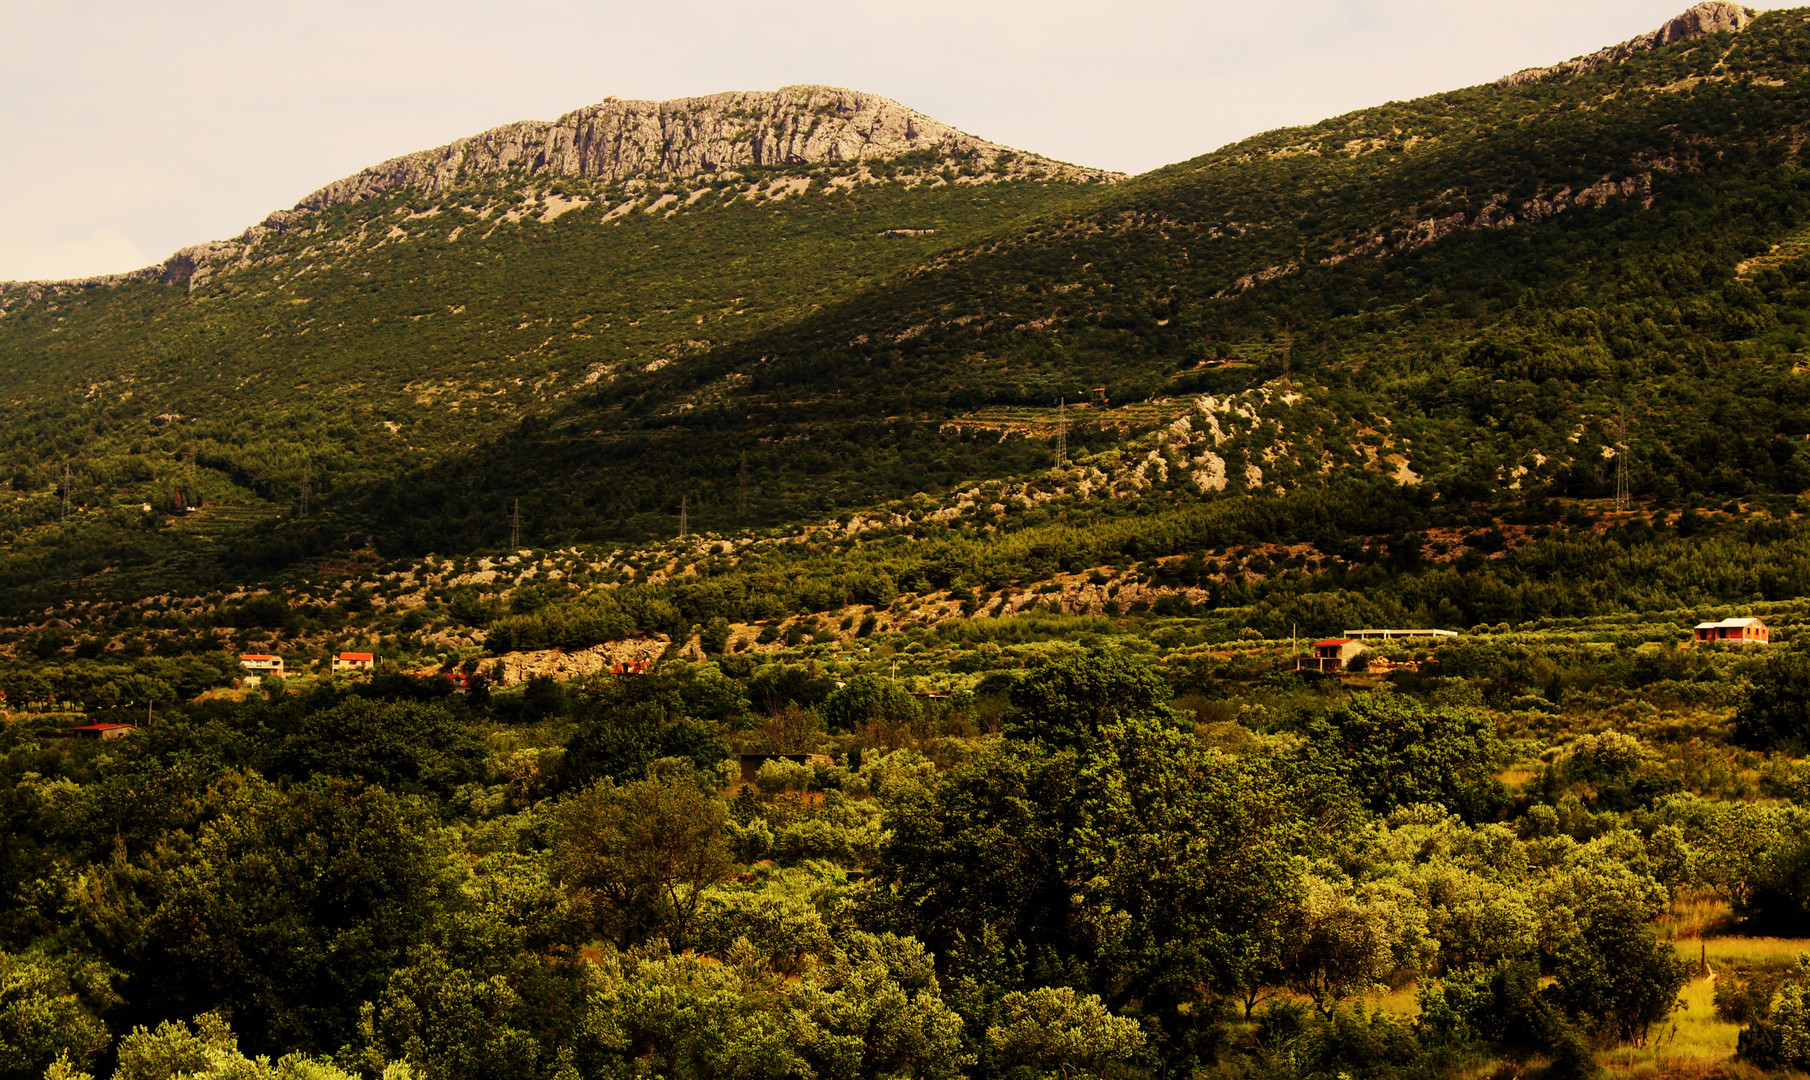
[367,2,1810,547]
[4,4,1810,608]
[0,88,1116,601]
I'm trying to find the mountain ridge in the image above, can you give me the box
[1498,0,1754,86]
[0,85,1117,295]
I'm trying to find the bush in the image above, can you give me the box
[1737,958,1810,1072]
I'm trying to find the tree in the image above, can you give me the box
[1548,905,1689,1047]
[276,698,480,796]
[1735,833,1810,935]
[559,676,727,789]
[0,950,112,1080]
[700,616,732,655]
[107,1012,370,1080]
[1733,647,1810,751]
[81,777,450,1056]
[1737,956,1810,1072]
[1278,875,1433,1017]
[1305,694,1503,818]
[877,658,1322,1069]
[552,768,733,950]
[1005,654,1175,747]
[356,949,543,1080]
[569,933,969,1080]
[820,674,920,734]
[985,986,1146,1079]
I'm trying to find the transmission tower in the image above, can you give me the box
[737,452,749,517]
[1055,397,1067,468]
[679,494,689,539]
[509,498,522,549]
[1613,412,1631,513]
[299,469,311,518]
[60,464,70,522]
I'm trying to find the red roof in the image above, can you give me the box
[72,723,134,732]
[339,652,374,661]
[1315,638,1355,647]
[240,654,280,661]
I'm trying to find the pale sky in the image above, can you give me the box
[0,0,1780,281]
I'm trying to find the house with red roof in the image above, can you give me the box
[1301,638,1367,673]
[334,651,376,673]
[72,722,135,741]
[1693,617,1771,645]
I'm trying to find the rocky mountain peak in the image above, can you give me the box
[296,85,1116,212]
[1498,2,1755,86]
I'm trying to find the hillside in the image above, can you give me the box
[339,3,1810,554]
[6,5,1810,602]
[0,88,1117,603]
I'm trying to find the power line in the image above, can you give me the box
[60,464,70,522]
[679,493,689,539]
[737,452,749,517]
[509,498,522,549]
[1055,397,1067,468]
[1613,411,1631,513]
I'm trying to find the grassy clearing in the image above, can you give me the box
[1608,972,1743,1073]
[1598,939,1810,1078]
[1686,936,1810,970]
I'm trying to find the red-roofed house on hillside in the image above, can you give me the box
[240,654,285,676]
[1694,617,1771,645]
[335,652,376,673]
[72,723,135,741]
[1301,638,1367,673]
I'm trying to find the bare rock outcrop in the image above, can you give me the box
[296,85,1113,212]
[486,636,670,687]
[1498,3,1754,87]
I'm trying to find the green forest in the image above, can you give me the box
[7,5,1810,1079]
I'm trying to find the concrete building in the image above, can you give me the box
[72,723,135,741]
[1302,638,1367,673]
[1693,617,1771,645]
[240,653,285,676]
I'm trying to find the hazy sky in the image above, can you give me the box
[0,0,1777,281]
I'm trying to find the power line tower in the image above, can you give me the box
[1613,412,1631,513]
[737,452,749,517]
[185,445,197,505]
[509,498,522,549]
[60,464,70,522]
[299,468,311,518]
[1055,397,1067,468]
[679,494,689,539]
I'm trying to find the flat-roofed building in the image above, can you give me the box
[240,653,285,676]
[1343,629,1459,640]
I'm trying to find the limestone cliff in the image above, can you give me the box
[297,85,1113,212]
[1498,2,1754,87]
